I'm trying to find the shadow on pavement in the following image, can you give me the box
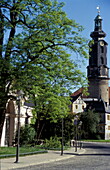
[84,145,110,149]
[79,153,110,156]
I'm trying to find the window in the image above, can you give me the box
[75,105,78,109]
[108,126,110,130]
[107,115,110,120]
[101,57,104,64]
[82,105,84,110]
[101,46,104,53]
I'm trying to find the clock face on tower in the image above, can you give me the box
[100,41,104,46]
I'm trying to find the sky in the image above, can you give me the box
[58,0,110,75]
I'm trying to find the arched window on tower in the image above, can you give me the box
[101,56,104,65]
[95,20,101,27]
[101,46,104,53]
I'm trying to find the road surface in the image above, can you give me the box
[15,142,110,170]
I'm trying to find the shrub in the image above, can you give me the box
[16,125,36,146]
[43,136,61,149]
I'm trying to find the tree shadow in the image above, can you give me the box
[83,144,110,150]
[79,153,110,156]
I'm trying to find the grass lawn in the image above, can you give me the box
[82,139,110,142]
[0,146,45,156]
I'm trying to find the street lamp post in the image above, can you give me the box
[15,90,23,163]
[61,117,64,156]
[74,115,78,152]
[75,123,78,152]
[79,121,82,149]
[15,97,20,163]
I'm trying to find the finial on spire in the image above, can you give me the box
[97,6,100,14]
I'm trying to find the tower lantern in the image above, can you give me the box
[94,6,102,31]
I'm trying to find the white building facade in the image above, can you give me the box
[0,99,33,146]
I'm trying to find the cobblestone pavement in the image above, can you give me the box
[0,147,85,170]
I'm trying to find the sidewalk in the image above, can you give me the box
[0,147,85,170]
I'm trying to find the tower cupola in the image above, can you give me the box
[90,7,106,40]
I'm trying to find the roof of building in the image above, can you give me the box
[71,87,110,100]
[71,87,110,113]
[70,87,88,103]
[71,88,83,97]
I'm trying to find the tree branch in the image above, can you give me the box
[5,81,12,94]
[5,3,18,60]
[0,8,4,57]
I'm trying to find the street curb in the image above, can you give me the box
[77,148,86,155]
[0,150,48,159]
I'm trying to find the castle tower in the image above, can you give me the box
[87,9,109,104]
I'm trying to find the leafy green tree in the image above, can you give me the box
[0,0,88,142]
[30,85,71,141]
[80,110,100,139]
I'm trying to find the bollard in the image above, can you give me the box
[75,140,77,152]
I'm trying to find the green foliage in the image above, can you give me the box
[17,125,36,146]
[0,0,89,140]
[43,136,61,149]
[36,114,75,144]
[32,92,71,122]
[63,114,75,142]
[80,110,100,139]
[0,0,89,94]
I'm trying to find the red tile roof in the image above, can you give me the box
[71,88,83,97]
[71,87,110,99]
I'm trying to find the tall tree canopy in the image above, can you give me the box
[0,0,88,141]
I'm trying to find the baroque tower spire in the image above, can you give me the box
[87,8,109,104]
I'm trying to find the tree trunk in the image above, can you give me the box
[35,118,45,144]
[0,108,6,144]
[37,123,45,142]
[0,87,8,144]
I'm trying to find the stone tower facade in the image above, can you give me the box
[87,12,109,104]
